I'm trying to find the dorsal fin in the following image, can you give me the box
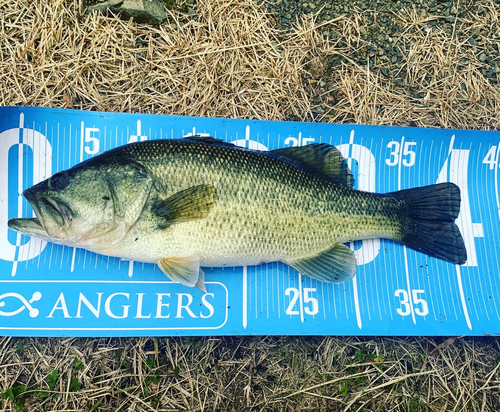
[272,144,354,188]
[183,134,223,144]
[183,135,237,150]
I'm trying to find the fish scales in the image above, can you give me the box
[8,136,467,290]
[118,139,402,265]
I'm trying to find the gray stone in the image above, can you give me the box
[468,37,479,46]
[87,0,122,13]
[87,0,168,25]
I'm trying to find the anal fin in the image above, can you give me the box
[286,243,357,284]
[158,256,207,292]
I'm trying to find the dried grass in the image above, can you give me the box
[0,0,324,120]
[2,336,500,411]
[315,2,500,129]
[1,0,500,410]
[2,0,497,127]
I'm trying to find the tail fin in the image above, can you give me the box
[390,182,467,265]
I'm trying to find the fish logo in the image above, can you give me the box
[0,291,42,318]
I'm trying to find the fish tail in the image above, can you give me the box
[390,182,467,265]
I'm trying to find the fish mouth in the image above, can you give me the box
[8,190,73,239]
[39,196,73,236]
[7,216,47,237]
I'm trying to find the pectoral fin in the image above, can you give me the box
[287,243,357,283]
[152,184,216,229]
[157,256,207,292]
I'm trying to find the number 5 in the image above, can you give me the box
[84,127,100,155]
[412,289,429,316]
[402,142,416,167]
[303,288,319,315]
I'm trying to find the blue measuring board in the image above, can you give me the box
[0,106,498,336]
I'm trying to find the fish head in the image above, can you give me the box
[8,158,153,250]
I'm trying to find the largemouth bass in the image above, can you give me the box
[8,136,467,291]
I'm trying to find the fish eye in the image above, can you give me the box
[50,173,70,190]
